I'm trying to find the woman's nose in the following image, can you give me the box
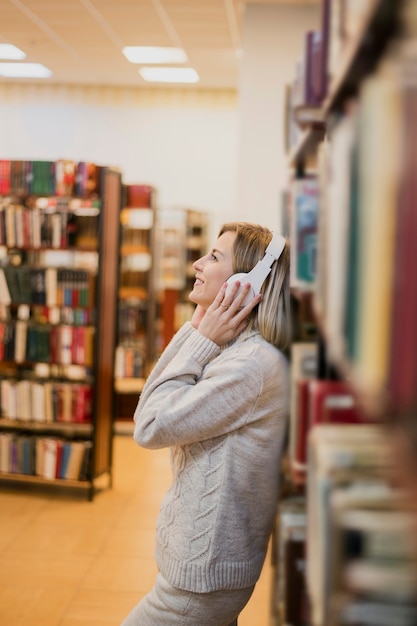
[193,254,206,271]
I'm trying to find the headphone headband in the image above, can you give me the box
[225,231,286,304]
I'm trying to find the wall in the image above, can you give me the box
[0,86,238,240]
[0,3,319,241]
[236,3,320,232]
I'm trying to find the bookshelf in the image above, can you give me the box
[157,207,209,349]
[0,160,121,500]
[114,184,158,421]
[183,209,209,300]
[275,1,417,624]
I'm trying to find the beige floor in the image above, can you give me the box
[0,432,275,626]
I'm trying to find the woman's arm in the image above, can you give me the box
[133,331,284,449]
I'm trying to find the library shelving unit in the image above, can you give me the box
[183,208,209,299]
[114,184,158,421]
[0,160,121,500]
[157,207,209,349]
[274,1,417,625]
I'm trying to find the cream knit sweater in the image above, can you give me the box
[133,321,289,593]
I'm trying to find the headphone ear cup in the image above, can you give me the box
[225,272,255,304]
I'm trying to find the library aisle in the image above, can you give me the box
[0,433,273,626]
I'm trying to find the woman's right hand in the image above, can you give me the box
[197,281,261,346]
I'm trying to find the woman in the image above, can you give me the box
[122,222,291,626]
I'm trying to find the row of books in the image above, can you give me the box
[312,43,417,412]
[285,177,319,291]
[0,266,96,308]
[0,159,103,198]
[307,424,417,626]
[0,433,92,481]
[117,303,148,338]
[0,321,95,366]
[0,379,93,424]
[272,497,308,626]
[0,203,99,250]
[284,0,394,155]
[321,0,378,100]
[289,342,370,485]
[290,0,376,113]
[114,343,146,379]
[0,305,96,329]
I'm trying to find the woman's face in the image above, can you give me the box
[189,230,236,309]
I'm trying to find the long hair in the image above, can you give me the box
[218,222,291,351]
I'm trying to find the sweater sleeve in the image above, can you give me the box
[140,321,196,386]
[133,324,285,449]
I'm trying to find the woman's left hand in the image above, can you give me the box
[197,281,262,346]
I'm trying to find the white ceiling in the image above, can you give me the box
[1,0,319,89]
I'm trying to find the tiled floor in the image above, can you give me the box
[0,432,275,626]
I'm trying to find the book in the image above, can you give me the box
[42,438,59,479]
[0,433,11,472]
[308,379,367,427]
[387,53,417,413]
[58,442,72,479]
[316,0,331,103]
[306,425,393,626]
[304,30,324,107]
[31,381,46,422]
[65,441,87,480]
[16,379,31,420]
[290,177,319,290]
[324,107,357,367]
[276,497,307,626]
[0,267,12,305]
[289,342,318,481]
[3,265,20,302]
[354,60,402,401]
[14,320,28,364]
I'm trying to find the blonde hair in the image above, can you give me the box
[218,222,291,351]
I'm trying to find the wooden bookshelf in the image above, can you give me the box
[114,184,158,421]
[276,2,417,624]
[0,160,121,500]
[157,207,209,348]
[323,0,403,114]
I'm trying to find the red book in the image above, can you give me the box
[387,87,417,412]
[308,380,367,426]
[0,160,11,195]
[126,184,153,208]
[292,379,311,483]
[74,384,93,423]
[55,440,63,478]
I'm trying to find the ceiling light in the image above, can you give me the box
[0,63,52,78]
[0,44,26,60]
[139,67,199,84]
[123,46,187,64]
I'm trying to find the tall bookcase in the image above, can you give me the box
[157,207,209,349]
[114,184,158,421]
[0,160,121,500]
[273,1,417,625]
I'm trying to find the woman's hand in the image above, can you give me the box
[197,281,262,346]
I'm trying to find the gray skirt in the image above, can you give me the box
[121,572,254,626]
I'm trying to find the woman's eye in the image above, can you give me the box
[210,253,218,261]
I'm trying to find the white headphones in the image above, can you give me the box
[225,232,286,305]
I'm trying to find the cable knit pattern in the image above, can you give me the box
[133,322,289,592]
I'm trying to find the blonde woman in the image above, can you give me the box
[122,222,291,626]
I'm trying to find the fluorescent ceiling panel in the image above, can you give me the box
[0,63,52,78]
[0,44,26,60]
[123,46,187,64]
